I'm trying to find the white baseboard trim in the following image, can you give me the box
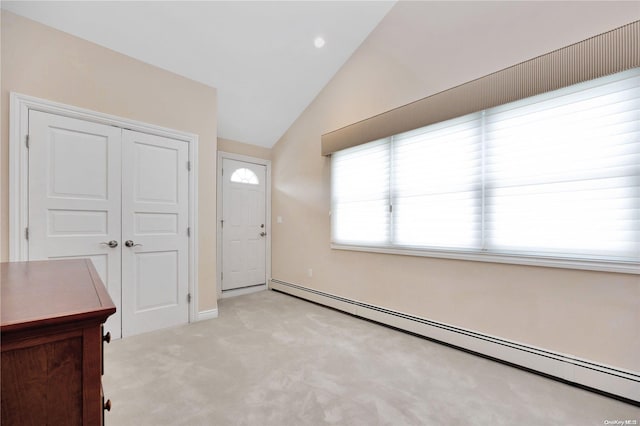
[270,279,640,403]
[197,308,219,321]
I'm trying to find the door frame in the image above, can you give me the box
[8,92,200,324]
[216,151,271,299]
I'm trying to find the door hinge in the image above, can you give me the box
[25,135,29,149]
[25,227,29,240]
[187,227,191,237]
[187,293,191,303]
[220,219,224,228]
[187,161,191,171]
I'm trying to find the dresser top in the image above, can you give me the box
[1,259,116,333]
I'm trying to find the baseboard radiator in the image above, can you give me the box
[270,279,640,404]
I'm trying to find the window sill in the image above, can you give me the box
[330,244,640,275]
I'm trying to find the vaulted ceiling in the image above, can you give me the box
[2,1,395,147]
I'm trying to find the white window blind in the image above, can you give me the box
[331,67,640,271]
[393,114,483,250]
[331,139,390,245]
[484,70,640,260]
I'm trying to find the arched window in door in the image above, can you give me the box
[230,168,259,185]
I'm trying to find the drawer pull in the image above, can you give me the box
[103,331,111,344]
[104,399,112,412]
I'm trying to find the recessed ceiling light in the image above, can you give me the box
[314,37,326,49]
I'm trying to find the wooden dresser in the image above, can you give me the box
[1,259,116,425]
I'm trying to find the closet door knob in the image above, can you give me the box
[125,240,142,247]
[100,240,118,248]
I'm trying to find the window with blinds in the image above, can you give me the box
[330,67,640,271]
[331,139,390,245]
[393,114,483,250]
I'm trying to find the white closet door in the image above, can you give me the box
[221,158,267,291]
[121,130,190,336]
[28,110,123,338]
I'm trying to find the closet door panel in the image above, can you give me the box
[28,110,123,339]
[121,130,190,336]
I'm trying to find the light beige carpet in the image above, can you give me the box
[103,290,639,425]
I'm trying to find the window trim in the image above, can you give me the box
[331,243,640,274]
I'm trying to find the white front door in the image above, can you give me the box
[28,110,123,338]
[121,130,190,336]
[221,159,267,291]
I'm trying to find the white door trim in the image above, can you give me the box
[9,92,200,324]
[216,151,271,299]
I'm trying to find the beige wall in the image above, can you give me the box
[1,12,218,312]
[272,2,640,371]
[218,138,272,160]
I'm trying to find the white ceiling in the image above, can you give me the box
[2,1,395,147]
